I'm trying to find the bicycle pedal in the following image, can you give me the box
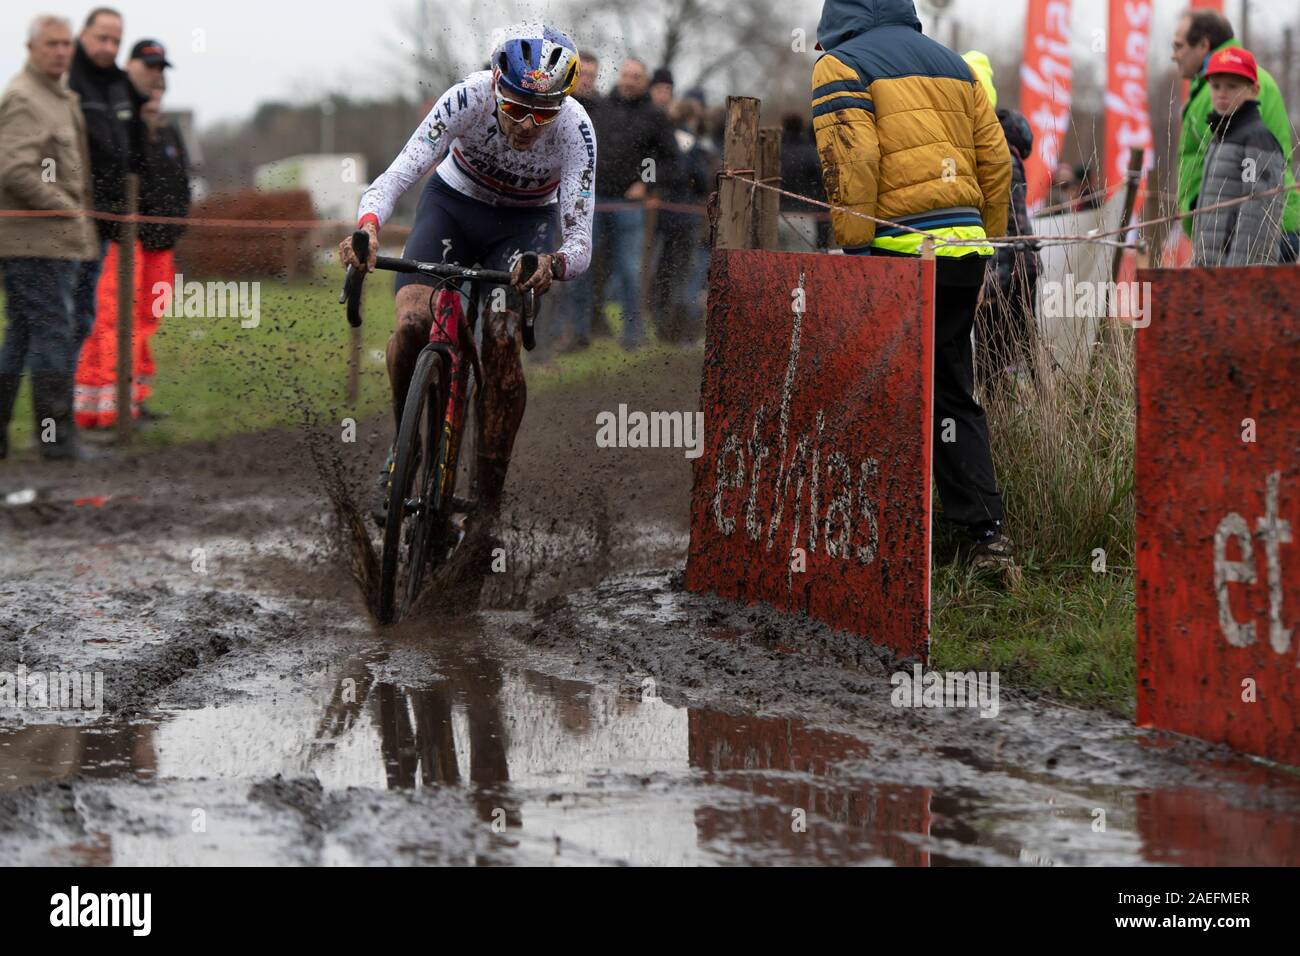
[403,497,424,516]
[448,496,478,514]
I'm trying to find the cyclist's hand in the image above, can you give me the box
[512,252,556,296]
[338,222,379,273]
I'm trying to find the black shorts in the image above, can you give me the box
[394,173,559,303]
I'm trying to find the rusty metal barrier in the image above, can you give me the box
[1136,265,1300,765]
[685,248,936,661]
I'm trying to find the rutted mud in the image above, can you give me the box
[3,349,1300,865]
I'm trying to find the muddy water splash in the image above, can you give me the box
[306,434,383,619]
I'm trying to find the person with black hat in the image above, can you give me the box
[126,37,171,96]
[649,67,674,113]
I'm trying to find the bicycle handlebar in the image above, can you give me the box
[339,231,540,349]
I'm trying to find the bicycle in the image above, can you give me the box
[340,231,541,624]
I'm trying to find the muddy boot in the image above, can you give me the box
[31,374,89,462]
[0,373,19,460]
[962,523,1023,590]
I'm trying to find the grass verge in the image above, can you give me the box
[0,271,682,452]
[930,563,1136,716]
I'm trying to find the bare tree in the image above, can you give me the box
[563,0,808,105]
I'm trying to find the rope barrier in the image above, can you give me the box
[716,169,1300,252]
[0,196,718,230]
[2,171,1287,251]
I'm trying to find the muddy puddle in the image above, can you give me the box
[5,354,1300,866]
[6,610,1300,866]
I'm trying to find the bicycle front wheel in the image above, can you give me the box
[378,347,447,624]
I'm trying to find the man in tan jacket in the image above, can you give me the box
[0,15,99,461]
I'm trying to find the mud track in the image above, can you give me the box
[2,349,1300,865]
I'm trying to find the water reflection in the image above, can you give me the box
[5,638,1300,865]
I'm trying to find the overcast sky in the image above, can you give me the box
[3,0,1297,131]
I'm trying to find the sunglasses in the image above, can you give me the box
[497,93,563,127]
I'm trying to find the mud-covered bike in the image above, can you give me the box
[341,231,540,624]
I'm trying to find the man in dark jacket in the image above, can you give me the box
[587,58,679,351]
[975,106,1041,402]
[554,49,603,351]
[67,7,144,366]
[650,97,711,343]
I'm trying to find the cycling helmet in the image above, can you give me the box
[492,23,580,100]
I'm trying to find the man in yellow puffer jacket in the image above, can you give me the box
[812,0,1018,579]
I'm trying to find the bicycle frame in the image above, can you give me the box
[425,284,479,510]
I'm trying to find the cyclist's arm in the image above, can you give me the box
[356,82,472,229]
[553,111,597,280]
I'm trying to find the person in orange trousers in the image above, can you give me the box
[74,241,173,428]
[75,63,189,429]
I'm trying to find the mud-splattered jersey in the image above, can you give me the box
[358,71,597,278]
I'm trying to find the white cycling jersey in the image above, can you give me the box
[358,70,597,278]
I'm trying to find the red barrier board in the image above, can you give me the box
[1137,267,1300,766]
[685,250,934,661]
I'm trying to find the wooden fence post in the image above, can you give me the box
[754,126,782,251]
[714,96,761,251]
[1098,146,1145,355]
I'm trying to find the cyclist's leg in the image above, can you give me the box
[475,206,559,511]
[374,179,482,525]
[388,178,476,432]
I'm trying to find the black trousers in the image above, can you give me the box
[931,254,1004,529]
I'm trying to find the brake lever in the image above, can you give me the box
[340,230,371,328]
[518,251,540,352]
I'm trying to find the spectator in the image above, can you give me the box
[125,36,167,96]
[964,51,1041,401]
[812,0,1017,582]
[683,100,723,325]
[68,7,144,366]
[1192,48,1285,267]
[0,15,100,461]
[1048,163,1101,213]
[554,49,602,353]
[1048,164,1079,211]
[1173,8,1298,262]
[649,67,674,113]
[77,41,189,428]
[778,113,828,250]
[650,97,711,343]
[1074,164,1104,210]
[980,113,1042,398]
[587,57,678,351]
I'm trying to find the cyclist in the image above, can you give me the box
[339,23,596,528]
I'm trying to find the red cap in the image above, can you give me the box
[1205,47,1258,84]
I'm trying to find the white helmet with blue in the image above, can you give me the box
[492,22,580,101]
